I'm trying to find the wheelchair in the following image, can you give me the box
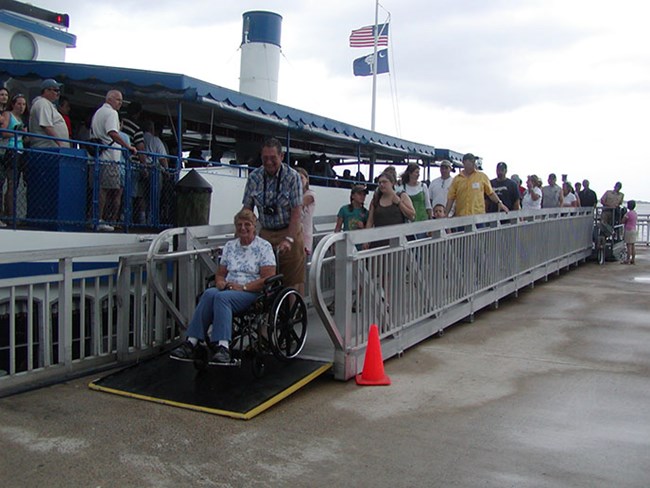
[592,210,626,265]
[193,274,308,377]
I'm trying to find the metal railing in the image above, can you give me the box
[1,128,376,233]
[0,240,163,395]
[0,218,330,395]
[308,208,594,380]
[0,206,608,394]
[0,129,181,232]
[145,224,236,331]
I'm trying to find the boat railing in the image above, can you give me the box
[0,128,354,232]
[308,207,595,380]
[0,128,183,232]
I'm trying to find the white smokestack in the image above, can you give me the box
[239,11,283,102]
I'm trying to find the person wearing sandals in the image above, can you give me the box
[170,209,276,364]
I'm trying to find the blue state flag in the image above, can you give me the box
[353,49,389,77]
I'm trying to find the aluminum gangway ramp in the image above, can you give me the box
[89,355,331,420]
[89,307,334,420]
[89,227,334,420]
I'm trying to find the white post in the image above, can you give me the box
[370,0,379,131]
[239,11,283,102]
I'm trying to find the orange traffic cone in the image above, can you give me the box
[356,324,391,386]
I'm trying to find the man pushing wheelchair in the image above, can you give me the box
[171,138,306,366]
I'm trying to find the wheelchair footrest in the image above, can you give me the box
[169,355,194,363]
[207,358,241,367]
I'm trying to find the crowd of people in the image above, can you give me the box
[327,153,632,235]
[0,80,638,258]
[0,80,72,228]
[170,140,643,365]
[88,89,175,231]
[4,90,638,360]
[0,80,175,230]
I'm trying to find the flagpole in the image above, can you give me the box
[370,0,379,132]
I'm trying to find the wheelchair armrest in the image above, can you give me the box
[263,274,284,294]
[264,274,284,286]
[206,274,284,294]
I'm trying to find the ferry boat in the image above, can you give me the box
[0,4,453,249]
[0,57,453,233]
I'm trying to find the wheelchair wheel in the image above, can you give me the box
[269,288,307,361]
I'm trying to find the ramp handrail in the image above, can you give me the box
[309,207,595,380]
[146,225,237,329]
[308,231,346,349]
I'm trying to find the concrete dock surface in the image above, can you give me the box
[1,249,649,488]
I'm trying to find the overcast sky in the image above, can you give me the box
[33,0,650,200]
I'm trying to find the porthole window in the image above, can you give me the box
[10,31,38,60]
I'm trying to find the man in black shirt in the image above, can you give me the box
[578,179,598,208]
[487,162,520,212]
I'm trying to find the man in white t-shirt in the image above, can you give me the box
[90,90,136,231]
[429,159,455,215]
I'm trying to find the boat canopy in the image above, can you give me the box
[0,60,437,163]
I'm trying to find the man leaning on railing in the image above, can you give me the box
[90,90,137,232]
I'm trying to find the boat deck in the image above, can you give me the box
[0,248,648,487]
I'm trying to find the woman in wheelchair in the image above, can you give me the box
[170,209,277,364]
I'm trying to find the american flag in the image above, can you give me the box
[349,23,389,48]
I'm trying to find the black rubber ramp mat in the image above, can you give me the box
[89,354,332,420]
